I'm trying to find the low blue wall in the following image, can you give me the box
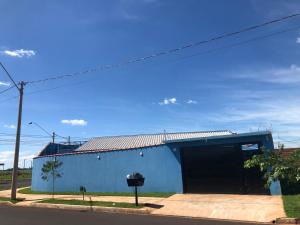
[32,145,183,193]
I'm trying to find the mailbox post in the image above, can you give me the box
[126,172,145,206]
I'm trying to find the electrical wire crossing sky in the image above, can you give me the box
[1,0,300,168]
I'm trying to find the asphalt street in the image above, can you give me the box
[0,205,268,225]
[0,179,31,190]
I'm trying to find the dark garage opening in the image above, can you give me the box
[180,144,268,194]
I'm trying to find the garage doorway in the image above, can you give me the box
[180,144,267,194]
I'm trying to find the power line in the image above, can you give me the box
[0,80,89,103]
[0,132,90,140]
[0,85,14,95]
[0,14,298,102]
[0,95,18,103]
[26,13,300,85]
[0,132,51,138]
[3,24,297,100]
[0,62,19,90]
[16,24,300,98]
[170,25,300,63]
[276,134,300,143]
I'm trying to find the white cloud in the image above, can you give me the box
[159,98,177,105]
[0,81,10,86]
[204,97,300,148]
[296,37,300,44]
[117,0,159,21]
[2,49,36,58]
[187,100,197,104]
[212,100,300,124]
[20,154,35,161]
[120,0,158,5]
[0,151,35,168]
[0,151,14,163]
[61,119,87,126]
[168,98,176,104]
[4,124,16,129]
[235,64,300,84]
[141,0,158,3]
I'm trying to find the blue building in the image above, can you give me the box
[31,130,281,195]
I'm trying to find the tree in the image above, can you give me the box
[244,145,300,188]
[41,158,63,199]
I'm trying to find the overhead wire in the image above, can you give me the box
[1,14,300,148]
[0,85,15,95]
[170,24,300,63]
[7,24,300,99]
[276,134,300,143]
[0,95,18,103]
[0,62,19,90]
[0,132,90,143]
[0,132,90,139]
[26,13,300,85]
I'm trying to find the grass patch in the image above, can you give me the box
[0,197,24,204]
[19,187,174,198]
[38,198,143,208]
[282,195,300,218]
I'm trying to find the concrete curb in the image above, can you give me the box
[0,201,14,206]
[26,202,152,215]
[276,217,300,224]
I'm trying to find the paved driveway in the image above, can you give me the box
[151,194,286,223]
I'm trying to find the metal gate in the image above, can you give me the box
[180,144,267,194]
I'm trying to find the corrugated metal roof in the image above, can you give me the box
[77,130,234,152]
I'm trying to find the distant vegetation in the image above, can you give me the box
[0,169,32,181]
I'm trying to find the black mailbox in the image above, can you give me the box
[126,172,145,206]
[126,172,145,187]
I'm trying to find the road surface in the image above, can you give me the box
[0,179,31,190]
[0,205,268,225]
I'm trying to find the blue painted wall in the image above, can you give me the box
[32,145,183,193]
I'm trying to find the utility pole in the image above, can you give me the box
[0,63,26,200]
[52,132,55,143]
[11,81,25,200]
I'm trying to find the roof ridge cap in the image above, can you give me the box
[90,130,233,140]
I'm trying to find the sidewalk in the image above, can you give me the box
[0,189,287,223]
[0,188,164,207]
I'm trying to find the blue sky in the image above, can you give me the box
[1,0,300,167]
